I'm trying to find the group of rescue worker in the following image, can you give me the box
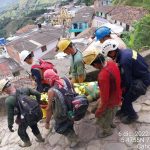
[0,26,150,148]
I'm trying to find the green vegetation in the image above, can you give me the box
[74,0,93,6]
[0,0,57,38]
[112,0,150,9]
[122,14,150,51]
[0,9,47,38]
[84,0,93,6]
[113,0,150,51]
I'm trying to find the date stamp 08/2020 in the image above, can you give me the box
[118,131,150,149]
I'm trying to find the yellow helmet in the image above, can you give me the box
[0,79,9,92]
[83,47,100,65]
[57,39,71,52]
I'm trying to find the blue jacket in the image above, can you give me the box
[31,69,50,92]
[116,49,150,91]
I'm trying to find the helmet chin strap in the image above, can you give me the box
[113,50,118,61]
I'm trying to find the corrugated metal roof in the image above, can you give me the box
[96,5,149,25]
[6,26,63,53]
[0,57,22,76]
[16,25,36,35]
[72,7,95,24]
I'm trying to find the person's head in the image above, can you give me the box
[101,39,119,60]
[44,69,60,87]
[56,39,76,55]
[83,48,105,70]
[95,26,111,43]
[20,50,33,65]
[0,79,16,95]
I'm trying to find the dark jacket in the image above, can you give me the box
[116,49,150,91]
[5,88,41,127]
[31,69,50,92]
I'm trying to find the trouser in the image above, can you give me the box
[18,122,40,142]
[55,119,77,142]
[96,107,118,133]
[121,96,138,118]
[121,80,147,118]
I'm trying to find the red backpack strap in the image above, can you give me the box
[31,64,42,69]
[38,59,44,65]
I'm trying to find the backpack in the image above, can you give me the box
[72,95,89,121]
[16,89,43,125]
[31,59,57,80]
[52,77,89,122]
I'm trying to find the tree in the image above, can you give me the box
[132,14,150,51]
[122,14,150,51]
[112,0,150,9]
[84,0,93,6]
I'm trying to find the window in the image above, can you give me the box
[73,23,78,29]
[79,23,82,29]
[126,24,130,31]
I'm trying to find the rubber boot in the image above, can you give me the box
[35,134,45,142]
[19,141,32,147]
[121,115,139,124]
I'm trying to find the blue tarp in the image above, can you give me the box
[0,38,6,45]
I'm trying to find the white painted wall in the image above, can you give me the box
[92,16,109,28]
[33,40,58,59]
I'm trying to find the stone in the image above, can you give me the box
[137,126,150,137]
[87,140,101,150]
[141,105,150,111]
[8,145,21,150]
[58,136,66,147]
[138,113,150,123]
[41,128,52,143]
[75,148,86,150]
[65,148,72,150]
[64,137,70,146]
[8,132,20,144]
[43,144,53,150]
[133,103,142,112]
[104,143,127,150]
[74,119,97,142]
[118,124,136,147]
[48,133,62,147]
[136,138,150,150]
[88,114,95,120]
[53,145,62,150]
[87,145,100,150]
[142,100,150,106]
[1,132,11,146]
[1,146,12,150]
[34,144,48,150]
[0,130,6,143]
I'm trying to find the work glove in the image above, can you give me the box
[8,125,14,132]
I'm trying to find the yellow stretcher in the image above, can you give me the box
[73,81,99,102]
[40,81,99,118]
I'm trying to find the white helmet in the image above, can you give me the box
[20,50,31,61]
[101,39,119,56]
